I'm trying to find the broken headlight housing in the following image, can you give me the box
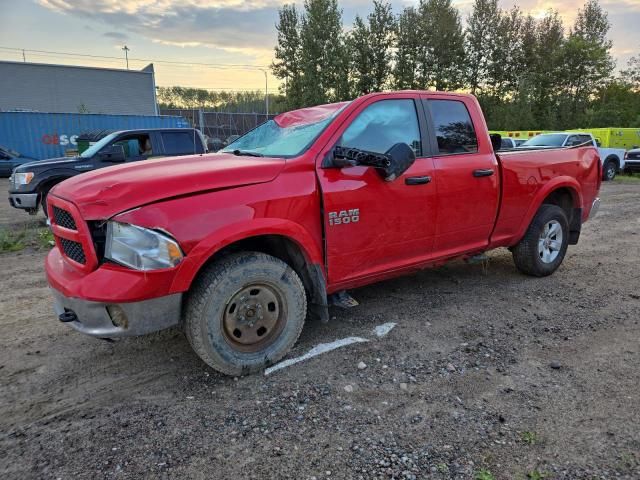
[105,221,183,271]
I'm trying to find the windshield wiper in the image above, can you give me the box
[231,149,264,157]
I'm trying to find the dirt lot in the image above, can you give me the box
[1,177,639,480]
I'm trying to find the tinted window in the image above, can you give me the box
[427,100,478,155]
[162,132,196,155]
[340,99,422,156]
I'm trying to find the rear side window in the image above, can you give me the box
[161,132,197,155]
[427,100,478,155]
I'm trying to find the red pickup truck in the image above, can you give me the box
[45,91,601,375]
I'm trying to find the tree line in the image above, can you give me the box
[271,0,640,130]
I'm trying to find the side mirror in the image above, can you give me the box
[383,143,416,181]
[99,144,126,162]
[489,134,502,152]
[331,143,416,182]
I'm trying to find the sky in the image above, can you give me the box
[0,0,638,92]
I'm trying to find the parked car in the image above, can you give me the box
[624,147,640,174]
[0,145,37,177]
[45,91,601,376]
[519,132,625,180]
[8,128,206,215]
[499,137,526,149]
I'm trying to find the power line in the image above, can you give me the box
[0,46,270,70]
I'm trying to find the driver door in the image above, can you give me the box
[316,95,437,286]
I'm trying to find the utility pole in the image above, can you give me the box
[122,45,130,69]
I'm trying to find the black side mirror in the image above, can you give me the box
[383,143,416,181]
[99,144,126,162]
[331,143,415,182]
[489,134,502,152]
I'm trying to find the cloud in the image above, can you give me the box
[37,0,640,68]
[38,0,283,62]
[103,31,128,41]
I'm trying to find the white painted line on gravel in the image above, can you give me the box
[373,322,397,338]
[264,336,369,376]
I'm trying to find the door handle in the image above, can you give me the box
[405,176,431,185]
[473,169,494,177]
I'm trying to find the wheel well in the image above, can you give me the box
[195,235,328,320]
[604,155,619,168]
[542,188,574,219]
[542,187,581,244]
[38,177,66,201]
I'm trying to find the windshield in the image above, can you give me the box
[80,132,119,158]
[522,134,568,147]
[221,108,344,157]
[0,145,20,157]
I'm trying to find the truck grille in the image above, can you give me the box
[48,198,96,270]
[59,238,86,264]
[53,206,77,230]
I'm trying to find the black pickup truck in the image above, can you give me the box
[8,128,206,215]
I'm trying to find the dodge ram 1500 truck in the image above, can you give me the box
[45,91,601,375]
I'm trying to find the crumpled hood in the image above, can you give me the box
[51,152,286,219]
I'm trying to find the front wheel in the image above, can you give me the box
[512,205,569,277]
[184,252,307,376]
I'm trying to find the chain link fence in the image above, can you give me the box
[160,109,275,150]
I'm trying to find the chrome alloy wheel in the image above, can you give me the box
[538,220,563,264]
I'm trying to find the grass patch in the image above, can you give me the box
[0,229,26,252]
[0,225,55,253]
[475,470,496,480]
[520,431,540,445]
[614,174,640,183]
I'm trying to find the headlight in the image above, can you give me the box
[105,221,184,271]
[14,172,34,186]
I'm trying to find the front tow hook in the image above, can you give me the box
[58,310,78,323]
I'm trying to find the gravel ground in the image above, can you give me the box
[1,177,639,480]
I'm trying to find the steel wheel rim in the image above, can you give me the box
[221,282,287,352]
[607,164,615,178]
[538,219,563,264]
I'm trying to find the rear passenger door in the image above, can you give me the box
[421,95,500,256]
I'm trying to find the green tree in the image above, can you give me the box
[299,0,347,105]
[621,51,640,89]
[562,0,614,123]
[417,0,466,91]
[349,1,394,95]
[464,0,501,94]
[348,15,374,95]
[272,4,304,109]
[368,1,395,91]
[393,7,421,89]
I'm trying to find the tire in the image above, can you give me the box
[41,189,50,218]
[512,205,569,277]
[603,159,617,181]
[184,251,307,376]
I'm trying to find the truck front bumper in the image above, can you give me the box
[51,288,182,338]
[8,192,38,209]
[624,161,640,173]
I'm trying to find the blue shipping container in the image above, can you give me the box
[0,112,191,160]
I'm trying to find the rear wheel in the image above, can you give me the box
[603,159,617,181]
[184,252,307,376]
[512,205,569,277]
